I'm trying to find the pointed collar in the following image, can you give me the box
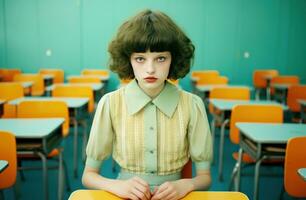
[125,80,180,118]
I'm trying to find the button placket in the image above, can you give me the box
[144,103,157,174]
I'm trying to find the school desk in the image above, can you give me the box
[235,122,306,200]
[298,168,306,181]
[209,99,287,181]
[68,190,249,200]
[8,96,89,177]
[0,160,9,173]
[0,118,64,200]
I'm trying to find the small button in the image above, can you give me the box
[149,127,154,130]
[150,171,155,174]
[150,102,154,105]
[149,150,154,154]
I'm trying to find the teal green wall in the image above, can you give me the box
[0,0,305,91]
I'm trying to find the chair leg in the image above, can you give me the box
[18,161,26,181]
[63,161,71,191]
[218,118,229,181]
[228,161,239,191]
[58,151,64,200]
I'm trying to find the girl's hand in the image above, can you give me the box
[110,176,151,200]
[151,179,193,200]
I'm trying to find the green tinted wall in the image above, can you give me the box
[0,0,305,91]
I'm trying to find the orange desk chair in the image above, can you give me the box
[39,69,64,84]
[208,87,250,165]
[68,76,101,84]
[253,69,278,100]
[17,101,70,197]
[81,69,109,76]
[283,136,306,198]
[167,79,179,86]
[286,85,306,122]
[0,69,21,82]
[228,104,283,190]
[0,131,17,198]
[0,82,24,118]
[52,85,93,171]
[52,85,94,113]
[181,159,192,178]
[191,70,220,93]
[13,73,45,96]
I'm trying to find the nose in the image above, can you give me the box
[145,60,155,75]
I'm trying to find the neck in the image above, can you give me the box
[139,82,165,99]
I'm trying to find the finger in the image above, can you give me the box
[132,186,150,200]
[133,182,151,199]
[129,192,140,200]
[152,186,172,200]
[133,176,150,188]
[132,177,151,199]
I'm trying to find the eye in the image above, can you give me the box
[135,57,145,63]
[157,56,166,62]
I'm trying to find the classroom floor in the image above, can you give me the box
[2,113,296,200]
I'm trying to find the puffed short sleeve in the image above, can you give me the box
[188,94,213,171]
[85,94,113,169]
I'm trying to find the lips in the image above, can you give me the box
[144,77,158,83]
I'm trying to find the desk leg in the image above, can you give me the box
[254,156,265,200]
[58,150,63,200]
[80,120,88,163]
[218,118,229,181]
[236,147,243,191]
[36,152,48,200]
[73,118,78,178]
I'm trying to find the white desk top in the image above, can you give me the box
[236,123,306,143]
[0,118,64,138]
[209,99,287,111]
[298,168,306,181]
[8,97,88,108]
[67,75,109,81]
[45,83,104,92]
[0,99,5,105]
[0,160,8,173]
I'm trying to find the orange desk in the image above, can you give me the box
[68,190,249,200]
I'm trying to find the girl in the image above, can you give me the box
[82,9,212,200]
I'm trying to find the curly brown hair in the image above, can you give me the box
[108,9,195,80]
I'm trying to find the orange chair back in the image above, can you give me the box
[284,136,306,198]
[81,69,109,76]
[209,87,250,113]
[196,76,228,86]
[69,76,101,84]
[13,73,45,96]
[253,69,278,89]
[270,75,299,94]
[0,82,24,118]
[0,69,21,82]
[39,69,64,83]
[52,85,94,113]
[230,104,283,144]
[0,131,17,189]
[191,70,219,80]
[17,101,70,137]
[287,85,306,112]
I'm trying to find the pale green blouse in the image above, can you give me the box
[86,80,212,175]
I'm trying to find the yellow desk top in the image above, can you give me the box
[69,190,249,200]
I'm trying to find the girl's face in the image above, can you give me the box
[130,50,171,98]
